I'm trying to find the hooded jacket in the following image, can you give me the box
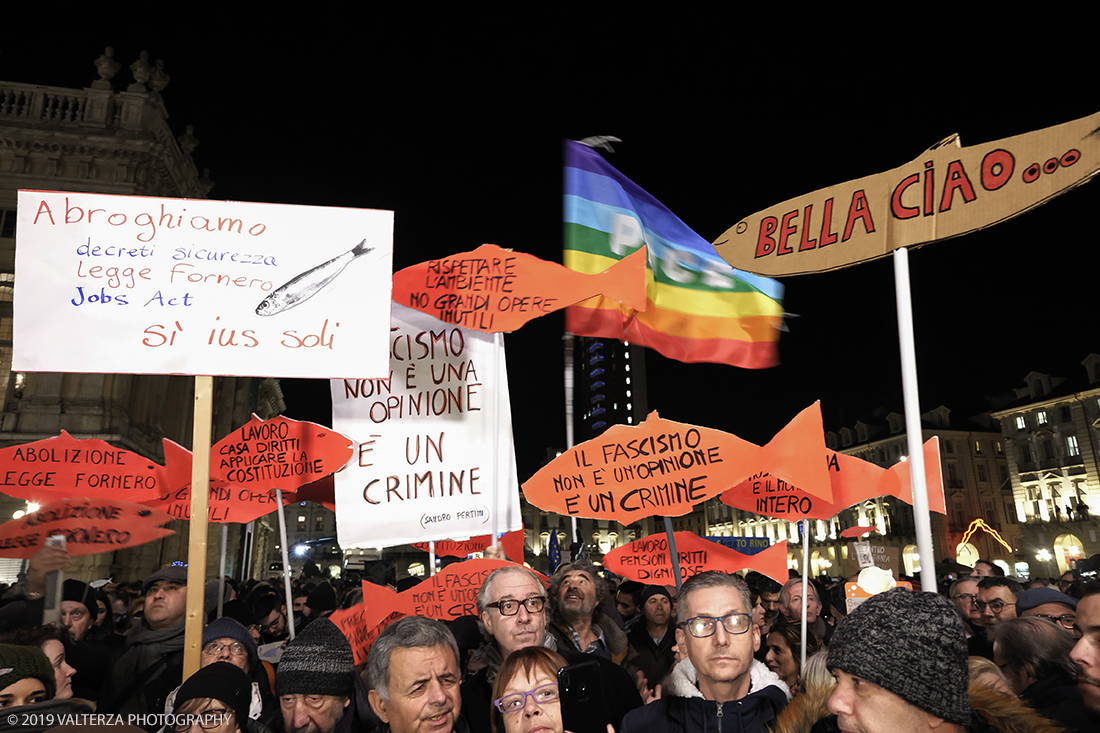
[621,658,790,733]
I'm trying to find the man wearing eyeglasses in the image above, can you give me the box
[621,571,789,733]
[994,616,1092,729]
[1018,587,1077,632]
[162,617,278,728]
[976,577,1022,634]
[460,565,642,733]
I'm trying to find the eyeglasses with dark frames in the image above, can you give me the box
[677,612,751,638]
[1034,613,1075,629]
[974,599,1015,614]
[487,596,546,616]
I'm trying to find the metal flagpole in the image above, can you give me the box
[275,488,296,640]
[429,541,436,576]
[664,518,683,589]
[893,248,937,593]
[217,524,227,617]
[801,520,810,668]
[564,335,578,556]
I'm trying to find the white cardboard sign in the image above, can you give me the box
[331,304,522,548]
[14,190,393,378]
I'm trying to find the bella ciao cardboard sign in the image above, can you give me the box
[331,304,522,548]
[14,191,393,378]
[712,110,1100,277]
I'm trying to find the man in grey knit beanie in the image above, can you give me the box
[827,588,971,733]
[275,617,354,733]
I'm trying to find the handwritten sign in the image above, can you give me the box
[14,190,393,378]
[0,497,173,558]
[713,110,1100,277]
[522,404,832,523]
[401,558,546,621]
[392,244,647,332]
[211,414,353,490]
[331,304,522,548]
[604,532,788,584]
[0,431,166,504]
[721,437,944,521]
[411,529,524,560]
[330,603,406,665]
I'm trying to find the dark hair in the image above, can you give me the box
[767,618,821,680]
[490,646,566,733]
[975,560,1005,577]
[977,576,1023,598]
[250,593,285,621]
[547,560,607,623]
[992,616,1076,682]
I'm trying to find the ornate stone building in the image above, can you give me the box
[990,355,1100,575]
[0,51,251,583]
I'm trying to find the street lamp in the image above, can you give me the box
[1035,548,1053,578]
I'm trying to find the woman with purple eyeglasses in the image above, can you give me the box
[491,647,614,733]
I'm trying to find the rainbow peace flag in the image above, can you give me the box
[563,141,785,368]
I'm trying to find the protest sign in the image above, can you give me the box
[331,304,521,548]
[401,558,547,621]
[392,243,647,332]
[603,532,788,584]
[522,404,832,523]
[0,497,173,558]
[842,542,900,577]
[0,431,166,504]
[14,190,393,378]
[712,110,1100,277]
[705,536,771,555]
[720,437,944,522]
[210,414,353,490]
[330,601,407,665]
[411,529,524,560]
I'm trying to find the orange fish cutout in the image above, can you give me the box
[522,404,832,524]
[397,559,548,621]
[0,431,166,505]
[411,530,524,560]
[0,497,174,559]
[210,414,354,491]
[330,583,419,664]
[603,532,789,585]
[391,243,648,332]
[721,437,945,521]
[144,440,275,524]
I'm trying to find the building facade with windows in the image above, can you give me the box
[990,355,1100,575]
[0,53,251,583]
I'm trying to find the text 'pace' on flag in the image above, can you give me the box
[563,140,785,369]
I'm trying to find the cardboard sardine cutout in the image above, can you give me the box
[0,431,167,505]
[604,532,789,585]
[392,243,648,332]
[522,404,833,524]
[720,436,945,521]
[0,497,174,558]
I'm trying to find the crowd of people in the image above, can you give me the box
[0,545,1098,733]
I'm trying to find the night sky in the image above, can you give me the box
[4,12,1097,481]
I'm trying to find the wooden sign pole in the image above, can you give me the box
[183,375,213,680]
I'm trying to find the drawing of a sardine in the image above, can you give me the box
[255,239,374,316]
